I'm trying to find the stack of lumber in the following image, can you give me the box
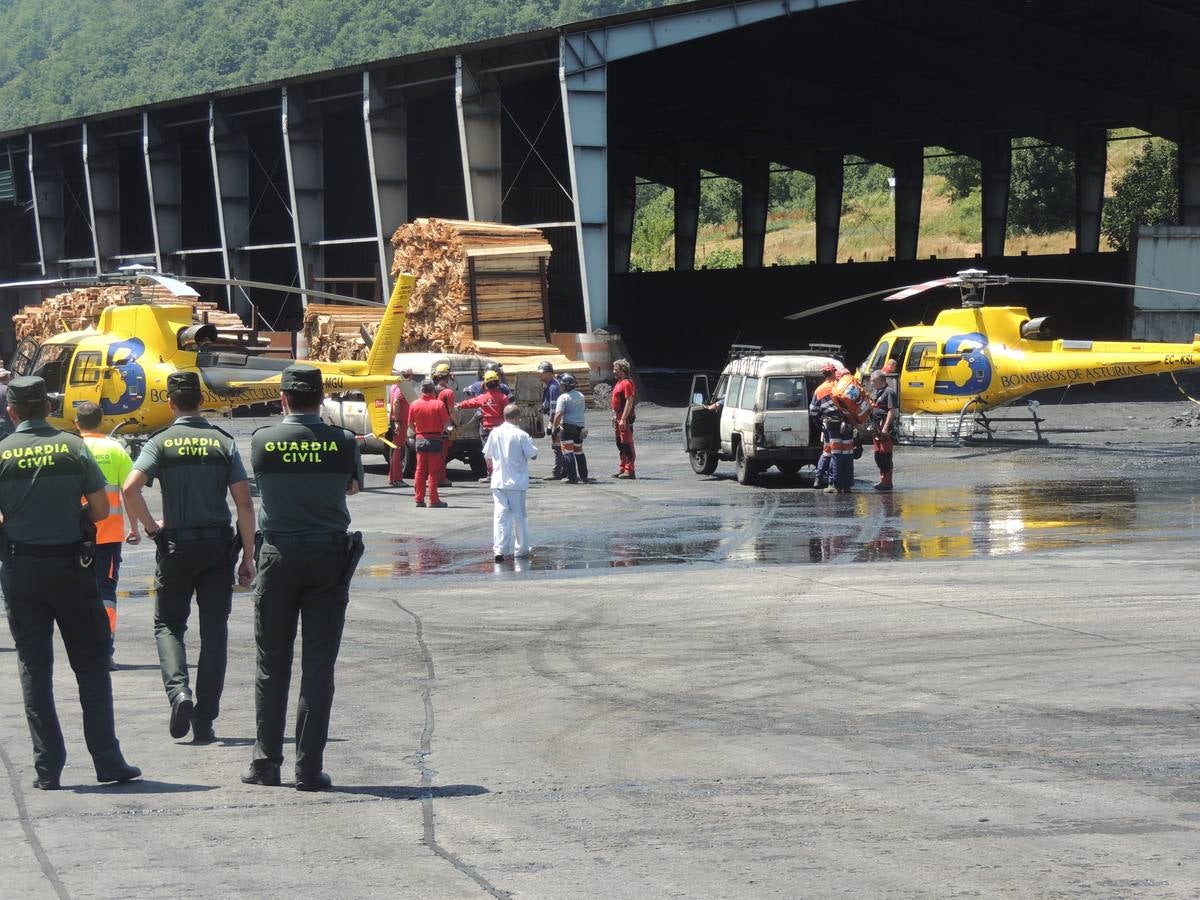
[302,304,380,362]
[13,285,260,344]
[473,340,592,397]
[389,218,551,350]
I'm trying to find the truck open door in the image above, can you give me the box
[684,374,719,475]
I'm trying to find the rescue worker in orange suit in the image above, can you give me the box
[387,370,411,487]
[610,358,637,479]
[408,379,451,508]
[808,362,839,489]
[815,368,856,494]
[433,363,456,487]
[869,369,898,491]
[76,401,139,669]
[457,370,508,477]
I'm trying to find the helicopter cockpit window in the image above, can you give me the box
[70,351,102,385]
[866,341,889,373]
[29,343,75,394]
[905,342,938,372]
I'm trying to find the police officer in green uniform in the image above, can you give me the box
[0,376,141,789]
[241,365,364,791]
[123,372,257,743]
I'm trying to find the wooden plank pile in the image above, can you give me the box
[302,304,380,362]
[390,218,552,350]
[473,340,592,397]
[13,285,259,344]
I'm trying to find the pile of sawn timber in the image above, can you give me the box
[13,285,257,344]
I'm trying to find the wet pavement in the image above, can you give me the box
[2,399,1200,897]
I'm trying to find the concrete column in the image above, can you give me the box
[815,148,843,265]
[455,56,502,223]
[364,71,408,295]
[209,101,250,317]
[981,133,1011,257]
[83,122,119,273]
[27,133,61,277]
[1179,113,1200,227]
[560,33,608,332]
[610,165,635,274]
[673,164,700,271]
[893,142,923,261]
[1075,126,1106,252]
[742,159,769,268]
[282,86,324,297]
[144,112,182,271]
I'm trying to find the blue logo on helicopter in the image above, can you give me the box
[100,338,147,415]
[934,332,992,396]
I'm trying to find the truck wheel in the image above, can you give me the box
[690,449,719,476]
[735,443,758,485]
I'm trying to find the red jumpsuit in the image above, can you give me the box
[407,396,451,505]
[612,377,637,476]
[437,384,456,480]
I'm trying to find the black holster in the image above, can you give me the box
[78,512,97,570]
[339,531,365,588]
[253,530,264,566]
[0,526,9,562]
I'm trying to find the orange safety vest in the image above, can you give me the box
[81,433,132,544]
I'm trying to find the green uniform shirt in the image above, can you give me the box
[134,415,247,529]
[251,414,362,536]
[0,419,106,544]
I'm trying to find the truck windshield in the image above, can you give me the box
[765,377,806,409]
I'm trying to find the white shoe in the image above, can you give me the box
[514,548,532,558]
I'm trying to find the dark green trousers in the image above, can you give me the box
[154,536,234,725]
[252,539,349,776]
[2,555,126,781]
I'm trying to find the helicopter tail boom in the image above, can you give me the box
[364,274,413,377]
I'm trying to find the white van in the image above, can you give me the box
[684,349,842,485]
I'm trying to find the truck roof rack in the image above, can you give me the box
[725,342,844,363]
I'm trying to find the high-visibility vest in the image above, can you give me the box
[82,433,133,544]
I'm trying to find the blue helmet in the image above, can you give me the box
[559,372,577,389]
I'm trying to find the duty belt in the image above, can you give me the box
[161,526,233,541]
[9,542,77,558]
[263,531,347,545]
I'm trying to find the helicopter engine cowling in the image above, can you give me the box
[1020,316,1056,340]
[177,323,218,351]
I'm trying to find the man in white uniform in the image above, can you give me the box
[483,404,538,562]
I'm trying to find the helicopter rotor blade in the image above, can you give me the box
[0,275,109,290]
[1008,276,1200,302]
[882,276,963,302]
[175,275,385,307]
[785,285,919,321]
[144,273,200,298]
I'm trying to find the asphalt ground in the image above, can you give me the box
[2,395,1199,898]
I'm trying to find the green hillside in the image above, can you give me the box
[0,0,662,132]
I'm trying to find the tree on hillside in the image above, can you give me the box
[1102,139,1178,251]
[700,175,743,236]
[927,150,980,201]
[630,184,673,272]
[1008,143,1075,234]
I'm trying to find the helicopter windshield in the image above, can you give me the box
[28,342,77,395]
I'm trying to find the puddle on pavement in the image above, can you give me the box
[361,478,1198,576]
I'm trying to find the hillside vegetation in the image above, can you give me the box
[0,0,660,132]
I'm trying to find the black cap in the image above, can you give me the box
[8,376,47,404]
[281,365,323,393]
[167,371,202,398]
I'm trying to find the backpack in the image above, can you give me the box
[832,373,872,425]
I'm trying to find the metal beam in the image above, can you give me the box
[363,70,407,296]
[209,101,250,318]
[611,164,635,274]
[815,147,843,265]
[455,56,502,223]
[282,86,324,298]
[82,122,118,274]
[981,133,1012,258]
[144,112,182,271]
[1075,125,1106,253]
[1180,113,1200,227]
[674,163,699,272]
[560,35,607,332]
[742,159,769,269]
[894,141,923,261]
[27,133,56,277]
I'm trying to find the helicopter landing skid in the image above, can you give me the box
[958,398,1048,447]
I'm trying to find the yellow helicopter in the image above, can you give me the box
[0,266,412,446]
[788,269,1200,424]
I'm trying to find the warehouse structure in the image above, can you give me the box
[2,0,1200,365]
